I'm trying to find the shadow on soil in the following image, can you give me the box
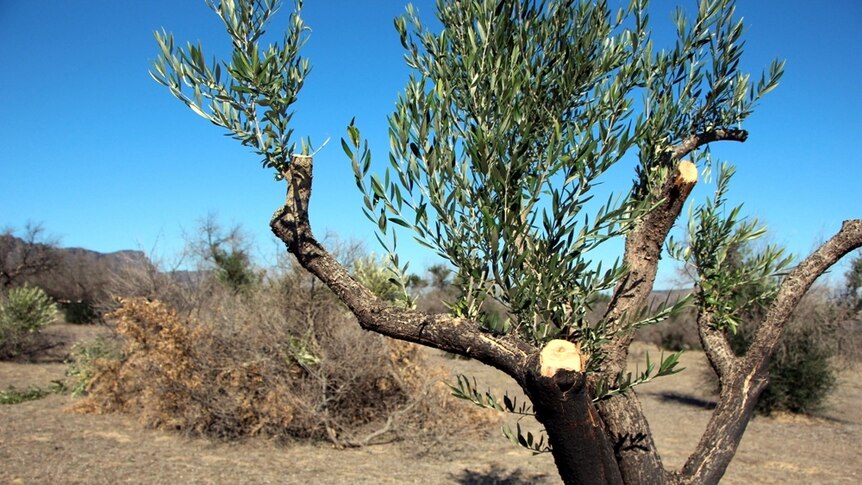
[450,465,552,484]
[655,391,716,410]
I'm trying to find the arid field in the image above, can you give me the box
[2,323,860,484]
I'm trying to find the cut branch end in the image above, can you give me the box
[540,339,587,377]
[675,160,698,187]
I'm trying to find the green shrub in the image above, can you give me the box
[0,383,64,405]
[0,285,58,358]
[62,299,99,324]
[66,337,122,396]
[755,326,837,415]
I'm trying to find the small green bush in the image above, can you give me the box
[63,299,99,324]
[66,337,122,396]
[756,326,837,415]
[0,383,64,405]
[0,286,58,358]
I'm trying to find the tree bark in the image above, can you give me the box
[678,219,862,484]
[270,155,534,381]
[525,340,623,485]
[595,130,749,483]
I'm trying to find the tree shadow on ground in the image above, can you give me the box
[655,391,716,410]
[450,465,552,484]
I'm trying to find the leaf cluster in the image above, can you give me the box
[593,351,684,400]
[669,163,792,333]
[347,0,649,349]
[634,0,783,192]
[151,0,311,177]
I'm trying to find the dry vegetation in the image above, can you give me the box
[67,255,495,449]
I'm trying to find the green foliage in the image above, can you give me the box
[211,245,258,294]
[0,383,63,405]
[344,0,783,361]
[195,217,261,295]
[66,337,121,397]
[0,285,58,358]
[63,299,99,324]
[352,254,413,306]
[449,374,534,416]
[154,0,784,365]
[154,0,790,459]
[594,351,685,401]
[669,163,792,334]
[449,375,550,454]
[844,251,862,312]
[151,0,311,177]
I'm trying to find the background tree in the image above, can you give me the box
[190,215,260,295]
[844,251,862,312]
[0,222,60,290]
[152,0,862,483]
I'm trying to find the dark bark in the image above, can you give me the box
[526,368,623,484]
[521,340,623,485]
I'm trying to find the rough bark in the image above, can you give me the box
[678,219,862,484]
[270,155,533,381]
[594,129,749,483]
[271,155,633,484]
[268,149,859,485]
[593,159,698,484]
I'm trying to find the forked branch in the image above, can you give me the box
[680,219,862,485]
[270,155,533,383]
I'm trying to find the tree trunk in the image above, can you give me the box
[524,340,623,485]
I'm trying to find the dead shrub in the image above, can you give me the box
[72,268,495,446]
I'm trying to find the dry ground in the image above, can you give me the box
[1,323,860,484]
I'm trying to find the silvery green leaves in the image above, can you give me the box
[449,375,550,454]
[350,0,648,348]
[634,0,784,191]
[668,163,793,334]
[593,351,684,401]
[151,0,310,178]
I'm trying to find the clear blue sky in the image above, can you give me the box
[1,1,860,288]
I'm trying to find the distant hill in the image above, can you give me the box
[1,233,153,302]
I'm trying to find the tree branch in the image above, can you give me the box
[671,128,748,161]
[679,220,862,485]
[270,155,533,383]
[745,219,862,370]
[696,309,737,381]
[594,128,748,483]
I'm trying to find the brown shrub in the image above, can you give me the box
[72,278,495,446]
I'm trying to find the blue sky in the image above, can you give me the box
[1,1,860,288]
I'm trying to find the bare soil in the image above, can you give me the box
[1,324,860,484]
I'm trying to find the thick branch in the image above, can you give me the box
[270,155,533,383]
[603,129,748,368]
[679,220,862,485]
[602,160,698,371]
[671,128,748,161]
[596,129,748,482]
[526,341,623,485]
[696,309,737,381]
[745,219,862,370]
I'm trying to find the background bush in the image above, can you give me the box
[71,253,495,446]
[0,285,57,359]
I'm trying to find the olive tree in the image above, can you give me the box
[151,0,862,483]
